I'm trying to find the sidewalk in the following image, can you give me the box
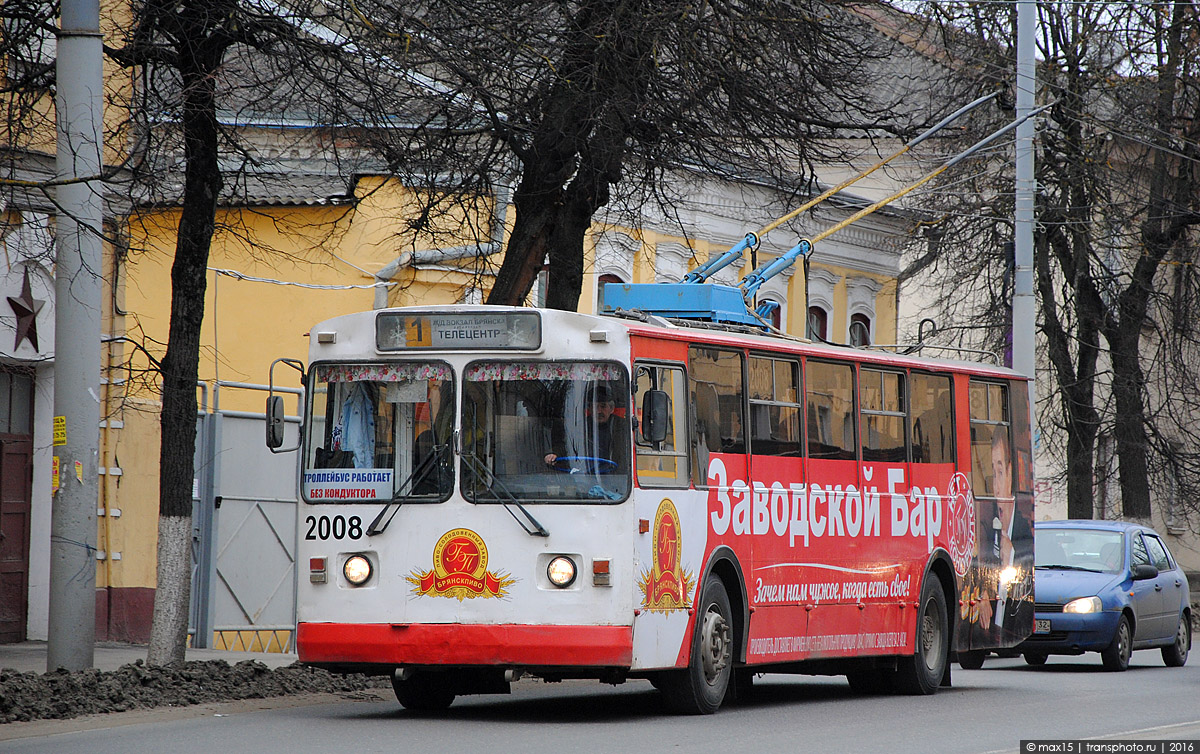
[0,641,299,674]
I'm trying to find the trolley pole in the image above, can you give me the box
[47,0,103,671]
[1013,0,1038,436]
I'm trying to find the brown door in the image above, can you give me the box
[0,435,33,643]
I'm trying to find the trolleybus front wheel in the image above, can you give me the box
[661,578,733,714]
[391,670,456,711]
[894,575,948,695]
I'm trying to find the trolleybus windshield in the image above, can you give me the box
[303,362,454,502]
[461,360,630,503]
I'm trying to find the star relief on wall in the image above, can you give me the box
[7,267,45,351]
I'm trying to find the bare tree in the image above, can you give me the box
[103,0,400,664]
[911,1,1200,523]
[343,0,939,311]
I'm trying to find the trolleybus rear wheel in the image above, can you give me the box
[895,575,948,695]
[661,578,733,714]
[391,670,456,711]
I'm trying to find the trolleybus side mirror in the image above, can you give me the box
[266,395,286,449]
[641,389,669,444]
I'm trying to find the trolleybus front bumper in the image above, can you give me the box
[297,622,633,670]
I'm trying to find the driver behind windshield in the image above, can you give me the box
[544,385,629,474]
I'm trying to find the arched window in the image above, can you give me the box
[596,273,625,313]
[766,301,782,330]
[850,313,872,346]
[807,306,828,341]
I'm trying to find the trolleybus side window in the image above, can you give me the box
[805,360,856,461]
[687,346,744,487]
[633,363,688,488]
[460,360,631,503]
[860,368,906,462]
[747,355,802,457]
[969,380,1010,499]
[910,372,954,465]
[303,362,454,502]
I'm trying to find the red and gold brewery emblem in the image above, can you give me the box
[638,499,694,612]
[946,472,977,577]
[406,528,515,601]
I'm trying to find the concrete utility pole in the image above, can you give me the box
[47,0,103,672]
[1013,0,1038,435]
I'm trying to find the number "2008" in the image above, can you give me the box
[304,515,363,540]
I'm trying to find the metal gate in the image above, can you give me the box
[191,381,302,651]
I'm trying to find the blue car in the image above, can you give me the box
[1016,520,1191,670]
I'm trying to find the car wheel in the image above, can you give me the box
[957,650,986,670]
[1101,614,1132,671]
[895,575,949,695]
[1023,652,1048,666]
[660,578,733,714]
[1161,614,1191,668]
[391,671,456,711]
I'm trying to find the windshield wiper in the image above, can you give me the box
[1035,564,1104,572]
[461,452,549,537]
[366,443,448,536]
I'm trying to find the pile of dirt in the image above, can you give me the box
[0,659,388,724]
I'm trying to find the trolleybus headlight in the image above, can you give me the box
[343,554,373,586]
[547,556,577,588]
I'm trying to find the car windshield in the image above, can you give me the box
[460,360,630,503]
[1035,528,1125,573]
[303,362,455,502]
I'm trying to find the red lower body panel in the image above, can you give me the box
[298,622,633,667]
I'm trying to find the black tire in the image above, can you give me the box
[957,650,986,670]
[1023,652,1048,666]
[1162,614,1191,668]
[895,575,949,695]
[660,579,734,714]
[1101,614,1132,671]
[391,671,456,711]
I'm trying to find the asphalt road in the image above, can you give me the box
[3,652,1198,754]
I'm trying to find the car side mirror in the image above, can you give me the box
[641,389,669,444]
[1131,563,1158,580]
[266,395,286,449]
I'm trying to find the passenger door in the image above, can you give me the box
[1143,533,1184,641]
[1128,533,1164,643]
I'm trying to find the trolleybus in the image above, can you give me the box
[267,300,1034,714]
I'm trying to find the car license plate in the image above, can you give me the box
[1034,618,1051,634]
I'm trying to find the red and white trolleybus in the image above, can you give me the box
[267,301,1034,714]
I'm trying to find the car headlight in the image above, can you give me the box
[1063,596,1102,614]
[547,556,577,588]
[999,566,1019,586]
[343,554,373,586]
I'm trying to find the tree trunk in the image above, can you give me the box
[147,55,222,665]
[1107,320,1152,519]
[487,167,562,306]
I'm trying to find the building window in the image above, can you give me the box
[807,306,828,341]
[596,273,625,314]
[849,313,871,346]
[0,368,34,435]
[757,297,783,329]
